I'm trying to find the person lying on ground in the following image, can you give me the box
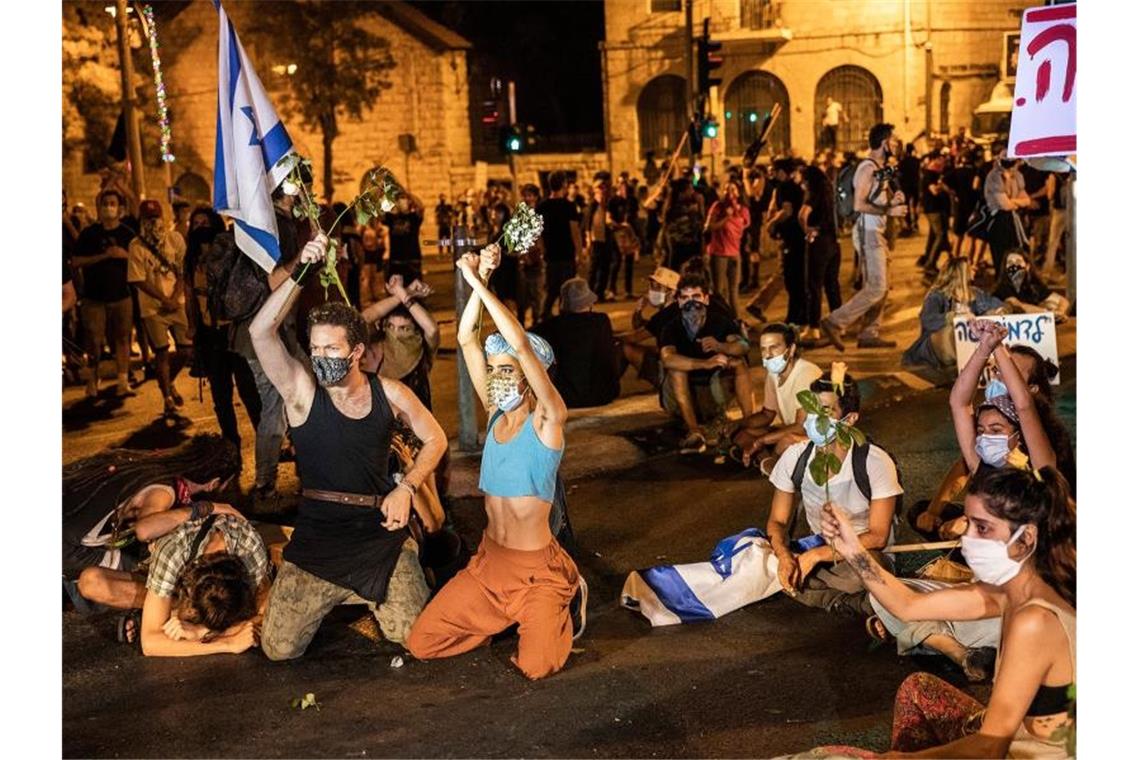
[658,274,753,454]
[407,246,586,681]
[810,465,1075,759]
[79,501,270,657]
[765,370,902,616]
[731,322,822,469]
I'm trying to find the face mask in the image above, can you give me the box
[1000,159,1017,169]
[763,352,788,376]
[386,324,419,346]
[681,300,707,339]
[803,413,838,447]
[311,355,351,387]
[487,374,525,412]
[647,290,666,307]
[984,379,1008,402]
[1006,267,1026,289]
[961,524,1030,585]
[975,433,1013,467]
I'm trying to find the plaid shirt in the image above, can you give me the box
[145,515,270,598]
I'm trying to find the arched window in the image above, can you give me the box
[637,75,687,160]
[174,172,211,204]
[814,66,884,154]
[723,70,790,157]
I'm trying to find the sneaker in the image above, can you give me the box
[570,576,588,641]
[856,336,898,349]
[819,319,846,352]
[679,432,707,454]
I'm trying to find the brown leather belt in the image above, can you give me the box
[302,488,383,509]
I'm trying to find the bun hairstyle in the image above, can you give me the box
[173,553,257,635]
[1008,345,1059,404]
[966,466,1076,606]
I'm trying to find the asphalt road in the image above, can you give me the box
[62,366,1076,758]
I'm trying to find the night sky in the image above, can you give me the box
[409,1,605,144]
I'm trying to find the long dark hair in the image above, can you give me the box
[966,466,1076,606]
[1007,346,1075,489]
[801,165,835,230]
[172,552,257,635]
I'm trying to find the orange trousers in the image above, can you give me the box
[406,533,579,680]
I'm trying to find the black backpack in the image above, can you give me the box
[789,440,905,534]
[202,231,270,324]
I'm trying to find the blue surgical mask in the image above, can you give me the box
[763,352,788,376]
[975,433,1012,467]
[984,379,1008,402]
[487,374,525,412]
[803,413,838,447]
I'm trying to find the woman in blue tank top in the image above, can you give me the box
[407,245,587,680]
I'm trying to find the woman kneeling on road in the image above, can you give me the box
[807,464,1075,758]
[406,245,586,680]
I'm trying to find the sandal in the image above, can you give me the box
[117,610,142,651]
[864,614,891,643]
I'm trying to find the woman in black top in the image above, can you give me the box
[798,166,842,343]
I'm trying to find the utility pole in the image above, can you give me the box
[114,0,146,200]
[684,0,694,167]
[508,80,518,198]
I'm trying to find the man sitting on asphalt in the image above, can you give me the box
[619,267,684,390]
[765,369,902,615]
[730,322,823,471]
[532,278,622,409]
[250,233,448,660]
[658,274,753,454]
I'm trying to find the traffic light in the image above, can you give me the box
[501,124,523,154]
[688,117,704,155]
[702,118,718,139]
[696,18,722,101]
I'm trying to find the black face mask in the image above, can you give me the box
[1006,266,1027,288]
[311,355,351,387]
[681,300,707,339]
[1000,159,1017,169]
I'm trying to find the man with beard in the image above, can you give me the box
[127,200,192,416]
[658,274,753,454]
[252,233,447,659]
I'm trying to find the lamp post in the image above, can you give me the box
[112,0,146,200]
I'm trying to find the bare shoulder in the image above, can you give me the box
[1006,603,1060,642]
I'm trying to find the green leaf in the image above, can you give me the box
[835,426,852,448]
[808,454,830,487]
[292,205,303,219]
[824,452,843,476]
[815,415,830,436]
[355,206,372,227]
[796,390,825,416]
[291,698,301,709]
[848,427,867,447]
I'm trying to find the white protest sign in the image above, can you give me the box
[1008,4,1076,159]
[953,313,1059,386]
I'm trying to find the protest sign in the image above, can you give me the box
[953,313,1059,385]
[1008,4,1076,159]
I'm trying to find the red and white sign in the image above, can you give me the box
[1008,4,1076,159]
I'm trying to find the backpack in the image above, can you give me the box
[835,159,874,224]
[788,440,905,536]
[202,231,270,324]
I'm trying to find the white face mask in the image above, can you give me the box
[647,289,666,307]
[975,433,1013,467]
[762,351,788,376]
[960,524,1030,585]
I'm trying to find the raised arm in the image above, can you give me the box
[992,343,1056,470]
[456,257,492,410]
[950,320,1003,472]
[249,235,325,420]
[459,249,567,432]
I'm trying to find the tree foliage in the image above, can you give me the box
[245,1,397,201]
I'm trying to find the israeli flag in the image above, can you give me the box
[213,0,294,273]
[621,528,827,626]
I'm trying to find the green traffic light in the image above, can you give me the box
[703,122,718,139]
[725,111,733,120]
[508,136,522,152]
[748,112,758,123]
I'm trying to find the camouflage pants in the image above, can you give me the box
[262,538,429,660]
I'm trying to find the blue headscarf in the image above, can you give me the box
[484,332,554,370]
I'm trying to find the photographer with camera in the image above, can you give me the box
[819,124,906,351]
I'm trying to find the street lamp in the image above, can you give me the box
[272,63,298,76]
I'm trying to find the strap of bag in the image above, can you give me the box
[188,514,219,561]
[138,234,178,273]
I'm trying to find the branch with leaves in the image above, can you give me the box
[281,157,402,303]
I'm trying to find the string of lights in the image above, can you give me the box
[141,3,174,163]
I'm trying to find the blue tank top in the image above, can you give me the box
[479,410,563,502]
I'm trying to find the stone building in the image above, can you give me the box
[64,1,473,222]
[600,0,1035,177]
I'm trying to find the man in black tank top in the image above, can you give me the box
[250,233,447,660]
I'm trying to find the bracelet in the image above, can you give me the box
[398,480,417,497]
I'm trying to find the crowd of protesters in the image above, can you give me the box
[63,118,1076,756]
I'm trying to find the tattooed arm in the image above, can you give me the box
[820,504,1003,622]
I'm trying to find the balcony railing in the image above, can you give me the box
[740,0,781,31]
